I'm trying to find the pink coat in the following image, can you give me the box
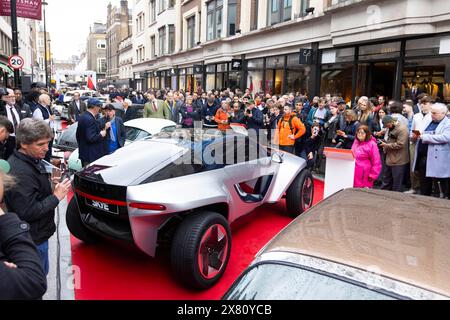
[351,137,382,188]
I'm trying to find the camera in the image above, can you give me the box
[377,139,385,146]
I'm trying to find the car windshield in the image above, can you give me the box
[223,262,396,300]
[126,126,150,141]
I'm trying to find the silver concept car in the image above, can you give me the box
[66,129,314,289]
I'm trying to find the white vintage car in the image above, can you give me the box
[66,118,177,172]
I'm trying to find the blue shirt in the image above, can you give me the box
[108,119,119,154]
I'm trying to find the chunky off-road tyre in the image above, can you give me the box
[171,211,231,290]
[286,169,314,217]
[66,197,98,244]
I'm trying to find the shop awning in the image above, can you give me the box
[0,62,14,77]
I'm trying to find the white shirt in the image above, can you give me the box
[6,104,20,136]
[411,112,432,132]
[33,105,55,130]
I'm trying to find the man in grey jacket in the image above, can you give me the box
[412,103,450,199]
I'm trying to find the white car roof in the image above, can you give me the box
[124,118,177,135]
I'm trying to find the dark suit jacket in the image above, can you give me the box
[98,116,126,154]
[68,100,87,122]
[76,111,106,163]
[123,106,138,122]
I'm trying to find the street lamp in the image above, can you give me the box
[42,1,49,89]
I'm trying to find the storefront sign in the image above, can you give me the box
[231,59,243,71]
[0,0,42,20]
[299,49,314,65]
[445,66,450,83]
[193,65,203,74]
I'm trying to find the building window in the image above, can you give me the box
[97,39,106,49]
[250,0,258,31]
[151,35,156,58]
[150,0,156,23]
[187,16,195,49]
[159,26,166,56]
[98,58,107,73]
[158,0,174,13]
[268,0,292,25]
[228,0,237,36]
[168,25,175,54]
[137,12,145,32]
[299,0,310,17]
[206,0,223,41]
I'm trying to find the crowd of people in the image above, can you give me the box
[97,87,450,198]
[0,81,449,299]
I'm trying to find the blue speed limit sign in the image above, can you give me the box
[8,55,24,70]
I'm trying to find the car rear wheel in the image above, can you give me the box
[66,197,98,244]
[171,211,231,290]
[286,169,314,217]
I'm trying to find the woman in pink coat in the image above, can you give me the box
[351,125,382,188]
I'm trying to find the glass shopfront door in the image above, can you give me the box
[356,61,396,99]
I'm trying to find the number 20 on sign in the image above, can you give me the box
[8,55,24,70]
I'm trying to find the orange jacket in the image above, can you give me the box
[274,115,306,146]
[215,108,231,131]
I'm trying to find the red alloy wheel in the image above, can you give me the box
[197,224,229,279]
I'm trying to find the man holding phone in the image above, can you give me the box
[4,119,71,275]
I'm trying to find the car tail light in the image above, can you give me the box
[129,202,166,211]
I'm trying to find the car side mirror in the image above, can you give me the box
[271,152,284,163]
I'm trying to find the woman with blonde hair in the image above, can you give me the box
[357,96,374,131]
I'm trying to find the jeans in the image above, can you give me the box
[37,240,49,275]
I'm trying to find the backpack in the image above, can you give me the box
[278,115,297,135]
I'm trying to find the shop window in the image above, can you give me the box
[403,57,450,103]
[265,69,274,95]
[320,63,353,102]
[286,54,310,94]
[358,42,401,61]
[228,70,241,91]
[171,76,177,90]
[321,47,355,64]
[248,58,264,69]
[248,71,263,93]
[266,56,285,69]
[179,75,186,92]
[405,36,449,58]
[268,0,292,26]
[207,0,223,41]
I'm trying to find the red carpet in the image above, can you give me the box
[70,180,324,300]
